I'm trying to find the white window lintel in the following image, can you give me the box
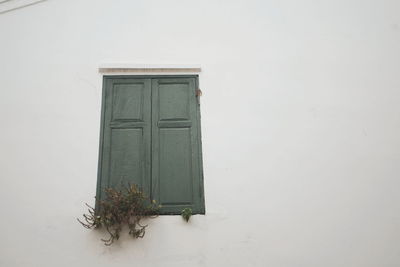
[99,64,201,75]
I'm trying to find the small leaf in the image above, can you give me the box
[181,208,192,222]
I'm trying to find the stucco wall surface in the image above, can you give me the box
[0,0,400,266]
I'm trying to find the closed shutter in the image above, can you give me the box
[97,76,204,214]
[97,78,152,200]
[151,78,204,214]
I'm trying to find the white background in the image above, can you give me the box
[0,0,399,266]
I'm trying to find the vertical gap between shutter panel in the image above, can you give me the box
[149,79,153,201]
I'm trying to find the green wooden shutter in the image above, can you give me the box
[97,78,152,200]
[151,78,204,214]
[97,76,205,215]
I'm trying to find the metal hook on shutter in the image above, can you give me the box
[195,89,202,97]
[195,89,202,105]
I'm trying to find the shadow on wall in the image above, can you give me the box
[0,0,48,15]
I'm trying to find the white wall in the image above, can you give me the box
[1,0,400,266]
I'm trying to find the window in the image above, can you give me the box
[96,76,205,215]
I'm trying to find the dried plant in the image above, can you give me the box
[78,184,160,246]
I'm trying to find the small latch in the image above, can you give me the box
[195,89,202,97]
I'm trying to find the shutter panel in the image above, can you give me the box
[151,78,205,214]
[97,78,151,201]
